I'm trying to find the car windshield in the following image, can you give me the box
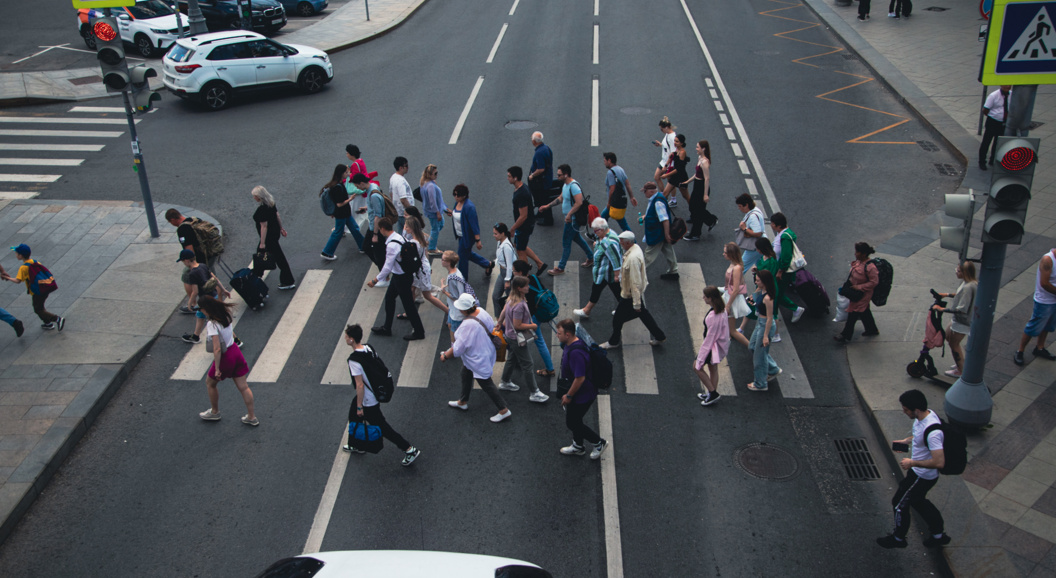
[167,43,193,63]
[126,0,175,19]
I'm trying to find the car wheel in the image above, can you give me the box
[298,66,326,94]
[297,1,315,16]
[200,81,232,111]
[81,25,97,50]
[134,34,155,58]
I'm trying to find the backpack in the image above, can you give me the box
[188,217,224,260]
[924,420,967,475]
[348,345,394,403]
[372,189,398,222]
[25,260,58,296]
[570,340,613,390]
[668,216,687,244]
[319,187,336,216]
[609,169,628,209]
[869,258,894,307]
[528,274,560,322]
[389,237,422,276]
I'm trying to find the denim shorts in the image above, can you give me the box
[448,318,463,333]
[1024,300,1056,336]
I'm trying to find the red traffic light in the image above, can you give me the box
[93,21,118,42]
[999,145,1036,172]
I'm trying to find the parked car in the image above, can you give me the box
[174,0,287,35]
[254,551,553,578]
[77,0,184,57]
[162,30,333,110]
[278,0,328,17]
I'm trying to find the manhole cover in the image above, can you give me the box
[917,140,940,152]
[924,6,948,11]
[620,106,653,116]
[735,443,799,480]
[68,75,103,86]
[504,120,538,130]
[823,159,862,171]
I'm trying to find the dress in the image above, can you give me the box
[667,153,689,187]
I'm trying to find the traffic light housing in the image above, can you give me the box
[129,64,160,113]
[940,193,975,254]
[984,137,1039,244]
[93,17,129,92]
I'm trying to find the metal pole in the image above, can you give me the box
[365,0,370,21]
[172,1,185,37]
[121,91,160,239]
[1007,85,1038,137]
[959,190,976,265]
[186,0,208,35]
[945,242,1001,428]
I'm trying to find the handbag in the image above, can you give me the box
[516,330,531,347]
[720,287,752,318]
[469,316,506,362]
[834,294,850,323]
[783,231,807,272]
[348,420,384,454]
[839,277,865,302]
[253,250,276,271]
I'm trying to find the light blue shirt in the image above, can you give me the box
[561,180,583,215]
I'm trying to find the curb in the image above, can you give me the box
[319,0,432,55]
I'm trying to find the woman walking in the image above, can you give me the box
[935,261,977,377]
[512,259,557,378]
[747,270,782,392]
[196,296,258,426]
[419,164,447,256]
[652,117,677,198]
[752,237,802,342]
[402,215,447,315]
[440,293,512,423]
[321,164,362,260]
[492,222,517,316]
[449,184,492,280]
[684,140,718,240]
[574,218,623,319]
[695,286,730,406]
[498,276,550,403]
[660,134,691,208]
[723,242,751,347]
[251,186,296,290]
[835,242,880,343]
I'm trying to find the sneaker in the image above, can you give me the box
[13,320,24,337]
[950,364,959,371]
[529,390,550,403]
[922,534,951,548]
[278,283,296,290]
[498,381,521,392]
[768,368,783,382]
[374,279,390,288]
[888,11,896,16]
[182,333,200,344]
[683,235,700,242]
[876,534,907,549]
[233,336,244,347]
[241,415,259,427]
[791,307,805,324]
[1033,347,1056,360]
[700,391,721,406]
[834,334,849,344]
[857,14,866,20]
[649,337,665,346]
[199,409,220,421]
[599,341,620,350]
[892,14,899,19]
[320,252,337,261]
[590,439,608,460]
[56,317,65,331]
[560,443,586,456]
[342,444,366,454]
[178,305,194,314]
[447,400,468,411]
[371,326,392,336]
[427,250,443,257]
[944,369,962,378]
[1014,350,1025,366]
[490,410,512,423]
[41,322,56,330]
[668,197,678,208]
[573,308,590,319]
[403,333,425,341]
[707,221,717,233]
[771,332,782,343]
[402,446,421,466]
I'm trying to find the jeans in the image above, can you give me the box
[600,206,631,232]
[558,221,592,270]
[530,314,554,371]
[428,215,444,251]
[456,236,491,280]
[459,366,508,410]
[566,399,601,447]
[741,249,761,279]
[608,297,666,346]
[383,273,424,336]
[252,239,295,287]
[749,316,780,389]
[892,470,943,539]
[0,307,16,327]
[501,339,540,393]
[348,403,410,452]
[324,216,362,255]
[396,216,405,235]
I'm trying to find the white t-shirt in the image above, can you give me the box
[911,410,944,480]
[659,132,676,166]
[347,345,380,407]
[206,320,235,349]
[452,207,463,238]
[389,173,413,217]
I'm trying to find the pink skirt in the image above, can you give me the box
[207,344,249,381]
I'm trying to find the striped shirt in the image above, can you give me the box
[592,230,623,284]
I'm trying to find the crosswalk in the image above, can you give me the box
[0,106,133,199]
[168,259,818,400]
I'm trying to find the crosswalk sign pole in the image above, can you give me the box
[120,90,160,238]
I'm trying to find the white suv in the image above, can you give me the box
[162,30,333,110]
[78,0,183,57]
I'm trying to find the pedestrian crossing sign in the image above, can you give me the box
[71,0,134,8]
[983,0,1056,84]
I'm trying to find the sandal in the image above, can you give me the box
[536,369,555,377]
[746,383,768,392]
[547,268,565,276]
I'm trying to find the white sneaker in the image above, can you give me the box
[374,279,390,288]
[199,409,220,421]
[888,12,897,17]
[529,391,550,403]
[560,443,586,456]
[791,307,805,324]
[498,381,520,391]
[447,400,468,411]
[771,333,782,343]
[573,308,590,319]
[667,197,678,208]
[768,368,783,382]
[490,410,512,423]
[599,341,620,350]
[590,439,608,460]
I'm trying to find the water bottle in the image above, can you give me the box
[637,211,643,225]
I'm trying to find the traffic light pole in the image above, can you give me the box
[186,0,208,35]
[120,90,160,239]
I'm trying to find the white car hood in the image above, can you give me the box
[284,43,329,58]
[137,14,182,29]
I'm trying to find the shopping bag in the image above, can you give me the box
[833,294,850,323]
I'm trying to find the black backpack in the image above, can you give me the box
[870,257,894,307]
[609,169,627,209]
[924,420,967,476]
[390,237,422,275]
[348,345,394,403]
[570,340,613,390]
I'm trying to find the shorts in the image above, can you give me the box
[949,320,971,335]
[513,229,532,251]
[1024,300,1056,336]
[196,310,206,319]
[448,318,463,333]
[694,345,716,371]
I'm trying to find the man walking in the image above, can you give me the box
[641,182,679,280]
[979,86,1011,170]
[369,218,425,341]
[389,156,414,233]
[601,152,635,232]
[507,166,546,274]
[556,318,608,459]
[166,208,216,314]
[541,164,593,276]
[527,131,554,208]
[600,231,666,349]
[877,389,950,549]
[1014,247,1056,365]
[4,244,64,332]
[178,248,230,344]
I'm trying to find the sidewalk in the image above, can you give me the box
[0,199,218,545]
[804,1,1056,576]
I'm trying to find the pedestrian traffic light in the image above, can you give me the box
[128,64,160,113]
[93,17,129,93]
[983,137,1039,244]
[940,193,975,254]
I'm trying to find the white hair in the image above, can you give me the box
[532,131,544,143]
[591,217,608,230]
[252,185,275,207]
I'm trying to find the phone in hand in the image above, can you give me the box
[892,442,909,453]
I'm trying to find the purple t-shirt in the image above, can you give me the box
[561,341,596,403]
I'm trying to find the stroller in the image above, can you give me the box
[906,289,950,381]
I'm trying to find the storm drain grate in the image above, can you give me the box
[68,75,103,86]
[834,438,882,481]
[917,140,939,152]
[1028,121,1045,131]
[735,443,799,481]
[935,163,959,176]
[924,6,948,11]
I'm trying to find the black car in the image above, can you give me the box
[175,0,286,35]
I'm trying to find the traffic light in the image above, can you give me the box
[940,192,975,255]
[93,17,129,92]
[983,137,1039,244]
[128,64,160,113]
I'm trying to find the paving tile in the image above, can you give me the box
[1034,487,1056,519]
[981,428,1044,470]
[1000,524,1055,563]
[1002,378,1050,402]
[994,472,1051,508]
[964,459,1011,492]
[0,405,28,421]
[21,404,64,420]
[1006,550,1039,577]
[1031,441,1056,466]
[0,449,30,468]
[965,480,991,504]
[0,418,53,436]
[1017,509,1056,544]
[0,378,53,393]
[1016,456,1056,488]
[980,492,1030,525]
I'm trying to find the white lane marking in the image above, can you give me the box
[0,116,135,125]
[709,89,718,99]
[486,23,508,64]
[679,263,736,397]
[449,76,485,145]
[705,77,714,88]
[397,264,446,388]
[714,100,724,112]
[745,178,758,198]
[680,0,780,213]
[0,143,104,151]
[321,265,384,385]
[170,262,270,380]
[731,143,743,158]
[594,0,599,16]
[725,127,736,140]
[0,174,60,182]
[719,113,729,126]
[767,332,815,398]
[621,320,658,394]
[68,106,125,113]
[738,160,750,175]
[0,158,83,166]
[0,192,39,199]
[248,270,331,383]
[0,129,122,138]
[591,77,600,147]
[551,260,580,392]
[593,24,599,64]
[302,427,350,554]
[509,0,520,16]
[597,395,624,578]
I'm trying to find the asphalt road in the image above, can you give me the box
[0,0,961,576]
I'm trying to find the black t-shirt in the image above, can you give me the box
[187,263,214,296]
[512,184,535,233]
[253,203,281,244]
[328,184,351,219]
[176,222,206,263]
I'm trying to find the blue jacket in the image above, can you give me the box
[458,198,481,248]
[644,193,667,246]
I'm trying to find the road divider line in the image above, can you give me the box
[0,158,83,166]
[597,395,624,578]
[397,264,446,388]
[594,0,599,16]
[321,265,384,385]
[449,76,485,145]
[731,143,743,158]
[713,100,724,112]
[68,106,125,113]
[593,24,599,64]
[0,174,60,183]
[725,128,736,140]
[0,129,123,138]
[0,143,104,151]
[0,116,136,125]
[509,0,520,16]
[591,77,599,147]
[738,160,750,175]
[302,427,350,555]
[678,263,735,397]
[486,23,508,64]
[551,260,580,393]
[718,113,729,126]
[621,284,658,395]
[248,270,331,383]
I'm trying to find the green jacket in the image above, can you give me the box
[775,228,797,273]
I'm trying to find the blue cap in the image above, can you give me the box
[178,249,195,262]
[10,244,30,257]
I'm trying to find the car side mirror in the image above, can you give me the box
[117,13,130,19]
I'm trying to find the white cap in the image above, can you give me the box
[454,293,476,310]
[618,230,636,241]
